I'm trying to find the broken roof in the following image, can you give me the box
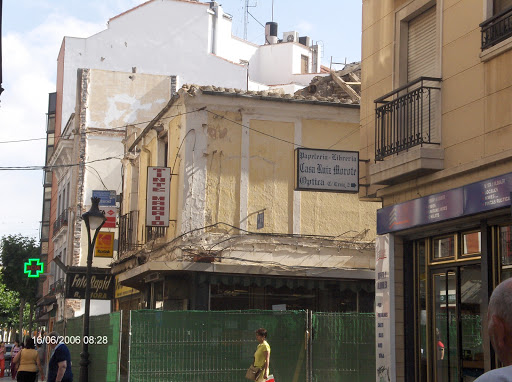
[181,83,360,107]
[294,62,361,104]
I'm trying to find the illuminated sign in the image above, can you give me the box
[24,259,44,278]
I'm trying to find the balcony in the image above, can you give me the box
[52,209,68,238]
[481,6,512,50]
[145,226,167,242]
[118,211,143,255]
[50,278,65,295]
[370,77,443,185]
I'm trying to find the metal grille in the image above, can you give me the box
[52,209,68,236]
[481,6,512,50]
[144,226,166,243]
[129,310,307,382]
[375,77,441,161]
[118,211,142,255]
[311,312,375,382]
[53,312,122,382]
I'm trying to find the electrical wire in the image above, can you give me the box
[84,165,109,191]
[205,110,305,148]
[0,154,124,171]
[0,137,46,144]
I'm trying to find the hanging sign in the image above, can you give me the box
[65,271,114,300]
[295,148,359,193]
[92,190,117,207]
[94,232,115,258]
[146,167,170,227]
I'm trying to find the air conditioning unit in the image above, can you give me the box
[299,36,311,47]
[283,31,299,43]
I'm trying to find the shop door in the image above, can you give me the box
[432,265,484,382]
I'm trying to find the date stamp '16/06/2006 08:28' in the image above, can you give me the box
[33,335,108,345]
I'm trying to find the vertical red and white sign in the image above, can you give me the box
[146,166,170,227]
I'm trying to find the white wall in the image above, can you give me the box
[250,42,315,86]
[59,1,324,128]
[81,136,124,268]
[60,1,248,128]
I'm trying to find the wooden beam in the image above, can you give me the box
[331,71,361,103]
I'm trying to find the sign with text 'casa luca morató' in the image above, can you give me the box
[295,148,359,193]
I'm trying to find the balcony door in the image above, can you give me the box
[432,265,484,382]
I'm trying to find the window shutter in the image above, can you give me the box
[408,7,437,82]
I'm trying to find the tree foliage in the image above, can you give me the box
[0,273,20,326]
[0,235,39,303]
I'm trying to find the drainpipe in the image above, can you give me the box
[210,2,220,55]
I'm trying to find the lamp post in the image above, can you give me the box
[80,197,106,382]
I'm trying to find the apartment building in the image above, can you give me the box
[360,0,512,381]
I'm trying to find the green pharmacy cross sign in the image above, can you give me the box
[24,259,44,278]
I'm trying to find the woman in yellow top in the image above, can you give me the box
[254,328,271,381]
[12,338,44,382]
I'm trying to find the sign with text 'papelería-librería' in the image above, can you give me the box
[146,166,170,227]
[295,148,359,193]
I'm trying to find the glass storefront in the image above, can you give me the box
[411,226,508,382]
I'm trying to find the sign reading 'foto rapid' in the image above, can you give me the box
[295,148,359,193]
[146,166,170,227]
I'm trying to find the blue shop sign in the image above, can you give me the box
[377,173,512,234]
[92,190,117,206]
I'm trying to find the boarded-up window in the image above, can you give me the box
[301,55,309,74]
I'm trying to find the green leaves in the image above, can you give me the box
[0,234,40,302]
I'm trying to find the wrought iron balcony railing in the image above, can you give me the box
[481,6,512,50]
[52,209,68,236]
[145,226,167,242]
[118,210,143,255]
[374,77,442,161]
[50,278,65,294]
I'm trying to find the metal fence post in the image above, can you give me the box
[307,310,313,382]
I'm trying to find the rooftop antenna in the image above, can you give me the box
[244,0,257,40]
[272,0,274,22]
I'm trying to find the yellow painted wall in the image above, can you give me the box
[301,120,380,238]
[248,120,295,233]
[166,111,183,240]
[361,0,512,207]
[204,111,242,228]
[136,135,159,243]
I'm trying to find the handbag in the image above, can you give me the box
[245,364,261,380]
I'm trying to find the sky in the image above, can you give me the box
[0,0,362,240]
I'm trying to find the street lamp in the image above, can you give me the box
[80,197,106,382]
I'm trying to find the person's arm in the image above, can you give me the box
[56,360,67,382]
[12,349,21,365]
[36,355,45,381]
[263,350,270,379]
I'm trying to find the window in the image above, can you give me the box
[432,235,455,261]
[301,55,309,74]
[499,226,512,281]
[462,231,481,256]
[494,0,512,15]
[481,0,512,52]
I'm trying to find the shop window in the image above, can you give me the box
[499,226,512,281]
[461,231,481,257]
[432,235,455,261]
